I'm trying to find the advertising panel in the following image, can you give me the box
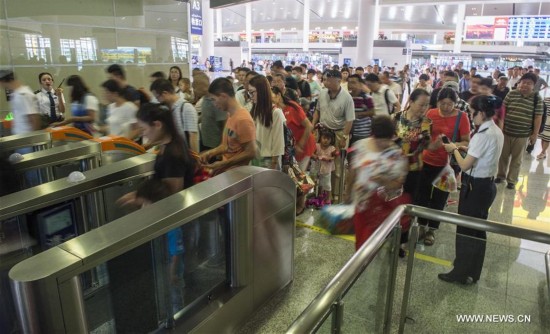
[190,0,203,35]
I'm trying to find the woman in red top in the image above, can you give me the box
[272,86,315,215]
[271,86,315,169]
[415,87,470,246]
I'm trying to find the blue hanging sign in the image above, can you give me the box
[190,0,203,35]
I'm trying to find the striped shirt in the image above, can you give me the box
[503,90,544,137]
[351,93,374,137]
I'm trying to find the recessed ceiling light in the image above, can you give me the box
[157,18,161,21]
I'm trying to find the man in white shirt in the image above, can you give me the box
[507,66,521,89]
[0,70,41,186]
[0,70,40,135]
[150,79,199,152]
[380,71,402,103]
[364,73,401,116]
[312,70,355,202]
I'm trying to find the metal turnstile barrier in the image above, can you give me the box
[9,167,296,334]
[0,126,93,154]
[0,154,156,334]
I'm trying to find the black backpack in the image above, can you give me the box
[533,94,548,134]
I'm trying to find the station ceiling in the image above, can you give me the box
[216,0,550,32]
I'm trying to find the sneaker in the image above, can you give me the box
[494,178,502,184]
[506,183,515,190]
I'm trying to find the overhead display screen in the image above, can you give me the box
[464,16,550,41]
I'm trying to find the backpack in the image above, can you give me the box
[533,94,548,134]
[384,88,396,115]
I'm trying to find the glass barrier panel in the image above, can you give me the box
[83,203,229,333]
[403,226,550,333]
[338,228,397,333]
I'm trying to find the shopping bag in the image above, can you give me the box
[287,160,315,195]
[318,204,355,235]
[432,164,458,193]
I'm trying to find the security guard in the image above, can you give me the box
[439,95,504,284]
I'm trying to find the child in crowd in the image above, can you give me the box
[135,179,185,315]
[178,77,194,103]
[312,129,337,203]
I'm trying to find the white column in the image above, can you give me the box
[216,9,223,40]
[302,0,310,51]
[201,0,214,61]
[356,0,379,66]
[245,3,252,63]
[454,4,466,54]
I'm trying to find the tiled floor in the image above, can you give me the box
[240,149,550,333]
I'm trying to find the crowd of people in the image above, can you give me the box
[1,58,549,288]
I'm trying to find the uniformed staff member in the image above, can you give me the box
[439,95,504,284]
[35,72,65,125]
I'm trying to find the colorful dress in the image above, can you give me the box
[395,112,431,172]
[351,139,408,212]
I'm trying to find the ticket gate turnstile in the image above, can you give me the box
[0,126,92,155]
[0,154,156,334]
[10,134,146,191]
[9,167,297,334]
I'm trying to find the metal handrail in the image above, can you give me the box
[287,205,406,333]
[287,204,550,333]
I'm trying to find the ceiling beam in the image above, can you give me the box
[380,0,543,6]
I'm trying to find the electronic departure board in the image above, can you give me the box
[464,16,550,41]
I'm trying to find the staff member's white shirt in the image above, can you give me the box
[36,88,65,118]
[466,120,504,178]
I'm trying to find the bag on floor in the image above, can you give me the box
[432,164,458,193]
[318,204,355,235]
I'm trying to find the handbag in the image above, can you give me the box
[286,158,315,195]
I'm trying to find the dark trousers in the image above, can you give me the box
[401,170,421,244]
[415,163,449,229]
[452,174,496,280]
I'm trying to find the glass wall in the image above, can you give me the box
[0,0,191,118]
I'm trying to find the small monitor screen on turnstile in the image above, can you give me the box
[43,208,72,235]
[35,202,78,248]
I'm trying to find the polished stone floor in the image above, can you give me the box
[240,146,550,333]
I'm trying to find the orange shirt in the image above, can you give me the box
[222,107,256,168]
[422,108,470,167]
